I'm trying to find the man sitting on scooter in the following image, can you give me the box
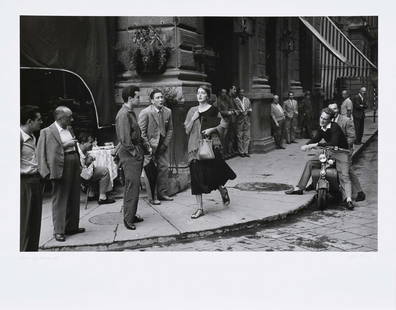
[285,108,355,210]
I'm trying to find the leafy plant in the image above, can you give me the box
[118,25,171,75]
[162,87,182,108]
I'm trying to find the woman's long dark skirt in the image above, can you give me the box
[190,149,236,195]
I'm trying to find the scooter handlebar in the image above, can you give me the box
[313,146,350,153]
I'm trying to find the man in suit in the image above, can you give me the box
[138,89,174,204]
[352,87,368,145]
[116,86,150,230]
[283,91,298,144]
[20,105,43,251]
[217,88,237,159]
[328,103,366,202]
[299,91,314,139]
[285,108,355,210]
[270,95,286,149]
[234,88,252,157]
[37,106,85,242]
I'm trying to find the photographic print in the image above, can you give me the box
[19,15,378,252]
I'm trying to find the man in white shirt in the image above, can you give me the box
[20,105,43,251]
[37,106,85,242]
[77,135,115,205]
[340,90,353,119]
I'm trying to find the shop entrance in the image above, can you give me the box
[20,68,98,139]
[203,17,237,95]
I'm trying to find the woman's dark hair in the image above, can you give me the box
[197,85,211,100]
[20,105,40,125]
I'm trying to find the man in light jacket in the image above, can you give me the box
[283,91,299,144]
[138,89,174,204]
[37,106,85,242]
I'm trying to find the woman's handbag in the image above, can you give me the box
[198,138,215,160]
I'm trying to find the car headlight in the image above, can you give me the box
[319,154,327,163]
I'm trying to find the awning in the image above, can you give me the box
[20,16,116,128]
[299,16,377,99]
[299,17,347,63]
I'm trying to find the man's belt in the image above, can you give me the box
[65,150,77,155]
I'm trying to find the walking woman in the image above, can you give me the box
[184,85,237,219]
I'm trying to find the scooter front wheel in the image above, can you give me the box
[317,188,327,210]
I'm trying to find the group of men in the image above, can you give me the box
[19,84,368,251]
[20,86,177,250]
[270,87,369,149]
[284,87,368,210]
[216,85,252,158]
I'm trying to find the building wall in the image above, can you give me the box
[114,17,323,164]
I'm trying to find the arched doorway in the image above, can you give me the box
[20,68,98,140]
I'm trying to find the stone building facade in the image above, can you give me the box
[114,17,324,167]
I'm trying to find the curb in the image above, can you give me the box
[351,130,378,163]
[41,194,316,251]
[41,130,377,251]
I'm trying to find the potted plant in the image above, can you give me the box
[118,25,172,75]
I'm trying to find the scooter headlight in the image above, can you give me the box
[319,154,327,163]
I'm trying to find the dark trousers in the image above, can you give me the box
[20,174,43,251]
[353,116,365,143]
[300,117,313,139]
[52,153,81,234]
[225,120,238,155]
[272,119,285,147]
[153,147,170,198]
[118,147,143,225]
[297,160,321,189]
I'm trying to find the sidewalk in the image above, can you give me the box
[39,112,378,251]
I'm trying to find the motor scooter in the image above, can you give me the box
[311,146,350,210]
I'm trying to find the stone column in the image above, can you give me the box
[115,17,209,194]
[288,18,303,98]
[248,18,275,153]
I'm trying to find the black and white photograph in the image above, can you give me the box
[19,15,378,252]
[2,0,396,309]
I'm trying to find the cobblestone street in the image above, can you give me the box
[129,136,377,252]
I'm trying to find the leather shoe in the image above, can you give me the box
[159,195,173,201]
[133,215,144,223]
[54,233,65,242]
[346,201,355,210]
[355,191,366,202]
[65,228,86,235]
[98,198,116,205]
[285,188,303,195]
[149,199,161,205]
[123,219,136,230]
